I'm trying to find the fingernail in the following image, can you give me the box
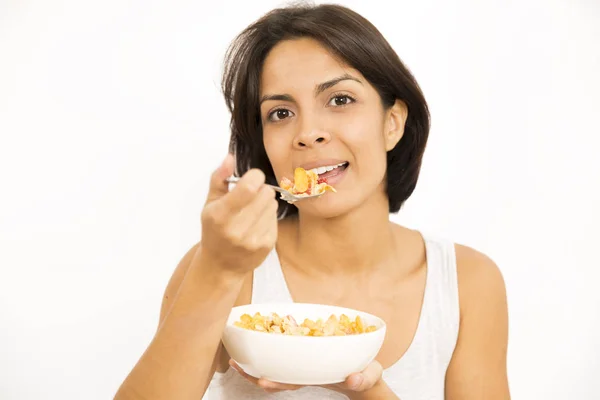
[350,375,364,390]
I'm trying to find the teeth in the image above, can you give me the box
[309,162,347,175]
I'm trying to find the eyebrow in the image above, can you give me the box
[259,73,362,106]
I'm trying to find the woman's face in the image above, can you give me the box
[259,38,406,218]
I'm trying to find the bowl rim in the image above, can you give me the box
[225,302,387,340]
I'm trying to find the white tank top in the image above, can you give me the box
[205,232,459,399]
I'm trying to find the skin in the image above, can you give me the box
[114,38,510,400]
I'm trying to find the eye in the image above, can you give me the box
[267,108,294,122]
[327,94,355,107]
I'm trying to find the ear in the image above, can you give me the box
[384,100,408,151]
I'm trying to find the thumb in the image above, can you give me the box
[344,360,383,392]
[206,153,235,203]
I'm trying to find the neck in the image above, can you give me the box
[291,192,396,275]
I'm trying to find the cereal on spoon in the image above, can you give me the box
[279,167,336,199]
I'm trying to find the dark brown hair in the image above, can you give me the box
[222,3,430,218]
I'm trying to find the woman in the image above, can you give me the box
[115,4,509,400]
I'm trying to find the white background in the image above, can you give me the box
[1,0,599,399]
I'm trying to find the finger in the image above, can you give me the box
[229,360,260,385]
[229,360,302,392]
[252,196,279,240]
[343,360,383,392]
[257,378,303,391]
[227,185,277,237]
[219,169,266,213]
[206,153,236,203]
[229,362,283,393]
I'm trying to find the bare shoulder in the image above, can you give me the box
[445,244,510,399]
[455,243,502,275]
[454,244,507,313]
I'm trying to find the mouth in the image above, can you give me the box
[307,161,349,182]
[305,161,348,175]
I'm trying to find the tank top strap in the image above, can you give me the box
[251,248,293,304]
[420,232,460,357]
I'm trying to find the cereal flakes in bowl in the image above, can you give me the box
[221,303,386,385]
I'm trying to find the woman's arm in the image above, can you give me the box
[114,244,246,400]
[445,245,510,399]
[114,157,276,400]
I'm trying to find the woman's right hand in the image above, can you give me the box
[198,153,279,277]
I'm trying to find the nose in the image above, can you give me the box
[293,128,332,149]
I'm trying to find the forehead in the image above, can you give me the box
[260,38,361,94]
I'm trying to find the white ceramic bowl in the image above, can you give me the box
[222,303,387,385]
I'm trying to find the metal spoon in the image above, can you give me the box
[225,176,325,203]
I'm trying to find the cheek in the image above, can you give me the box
[334,105,386,144]
[338,116,387,161]
[336,117,388,184]
[263,132,289,177]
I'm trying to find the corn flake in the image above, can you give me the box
[233,312,377,336]
[279,167,337,197]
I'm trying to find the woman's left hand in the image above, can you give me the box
[229,359,394,399]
